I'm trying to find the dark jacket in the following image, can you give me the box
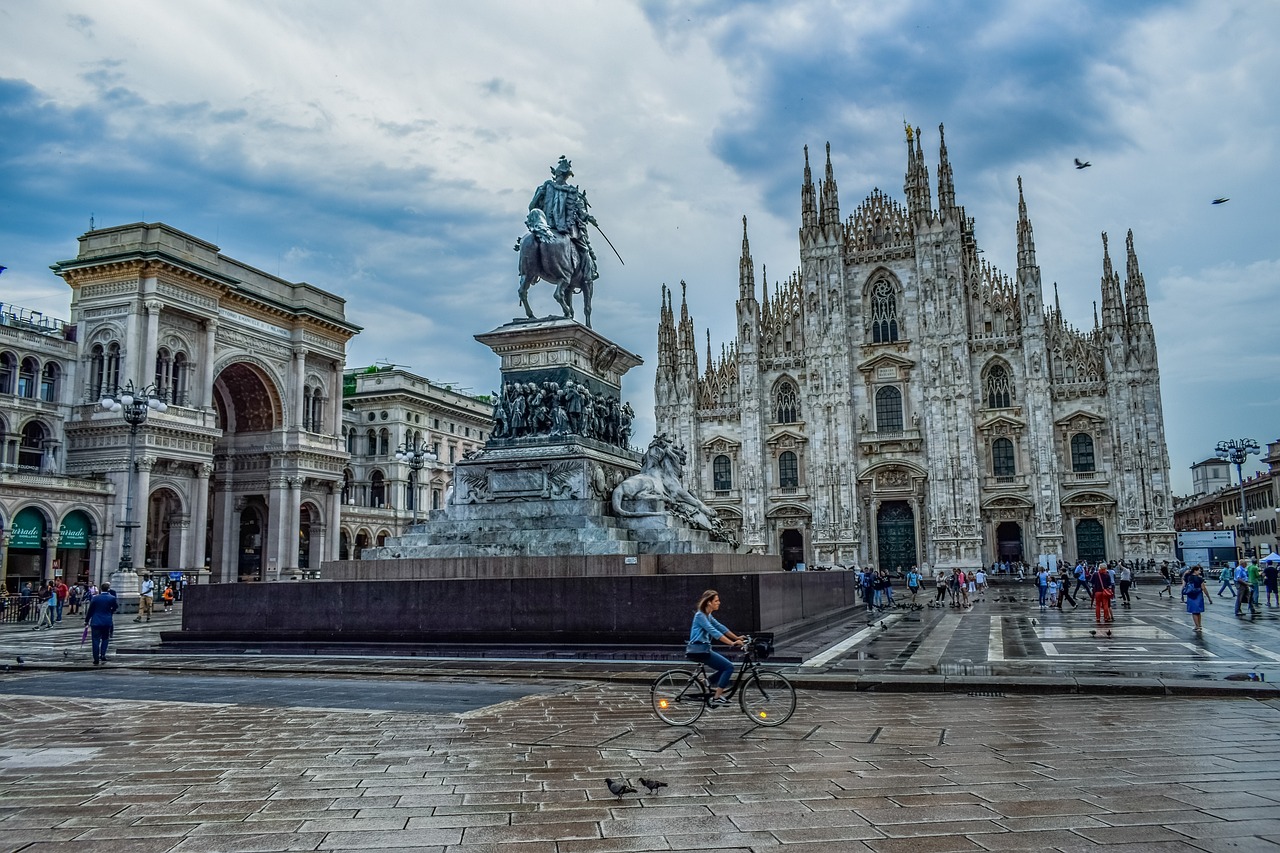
[84,591,118,627]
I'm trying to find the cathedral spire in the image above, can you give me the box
[800,145,818,237]
[1100,232,1126,331]
[1016,176,1037,270]
[656,283,677,378]
[937,123,956,212]
[1054,281,1061,318]
[739,215,756,302]
[761,265,770,315]
[1124,229,1151,327]
[819,141,841,228]
[677,280,698,375]
[904,126,932,222]
[705,328,714,377]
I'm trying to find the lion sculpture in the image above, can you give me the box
[611,434,739,547]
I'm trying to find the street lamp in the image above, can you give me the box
[100,383,168,580]
[393,439,437,525]
[1215,438,1260,560]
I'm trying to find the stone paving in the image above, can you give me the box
[3,680,1280,852]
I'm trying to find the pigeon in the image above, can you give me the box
[1031,619,1037,626]
[1212,197,1229,204]
[1074,158,1092,169]
[605,778,636,798]
[15,656,23,665]
[1089,629,1097,636]
[639,778,668,793]
[1106,630,1112,638]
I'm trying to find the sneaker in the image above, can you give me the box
[709,697,731,707]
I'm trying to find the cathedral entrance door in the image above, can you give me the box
[780,529,804,570]
[876,501,917,572]
[996,521,1024,563]
[1075,518,1106,563]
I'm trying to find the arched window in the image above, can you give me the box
[713,454,732,491]
[370,471,386,507]
[18,421,48,468]
[17,357,38,398]
[308,386,324,432]
[875,386,903,432]
[39,362,60,403]
[172,352,188,404]
[775,381,800,423]
[366,428,377,457]
[378,428,390,456]
[88,345,105,398]
[301,387,313,430]
[992,437,1016,477]
[342,469,355,504]
[345,428,356,455]
[105,343,121,392]
[870,280,899,343]
[778,451,799,489]
[432,488,442,510]
[0,352,16,394]
[154,348,172,396]
[985,364,1013,409]
[1071,433,1096,473]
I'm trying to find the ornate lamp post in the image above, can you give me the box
[1215,438,1260,560]
[393,439,437,525]
[100,383,168,596]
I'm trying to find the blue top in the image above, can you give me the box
[85,591,118,627]
[689,610,729,645]
[1185,574,1205,598]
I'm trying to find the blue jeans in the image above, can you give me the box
[691,650,734,689]
[1038,585,1048,605]
[90,625,113,662]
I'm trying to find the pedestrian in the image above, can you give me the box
[974,568,987,600]
[1056,568,1077,610]
[934,570,948,605]
[1265,560,1279,608]
[906,566,921,603]
[1047,574,1059,608]
[1091,562,1115,624]
[34,583,56,630]
[1073,562,1090,599]
[134,574,154,622]
[1246,558,1261,611]
[161,585,175,612]
[67,583,81,615]
[1216,563,1235,597]
[54,578,68,622]
[1234,560,1257,618]
[1036,566,1049,609]
[84,582,119,666]
[1157,561,1173,598]
[685,589,745,707]
[1184,564,1210,632]
[861,568,875,612]
[1117,564,1132,608]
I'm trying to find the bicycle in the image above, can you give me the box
[650,633,796,727]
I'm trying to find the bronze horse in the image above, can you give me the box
[516,209,593,328]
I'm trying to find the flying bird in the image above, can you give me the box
[639,778,668,793]
[1212,197,1229,204]
[0,265,7,275]
[605,778,636,798]
[1074,159,1092,169]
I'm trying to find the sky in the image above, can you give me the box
[1,0,1276,494]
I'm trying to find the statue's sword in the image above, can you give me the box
[591,222,625,266]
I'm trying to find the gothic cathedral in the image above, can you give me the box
[654,126,1175,572]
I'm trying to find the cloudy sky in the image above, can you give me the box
[1,0,1276,493]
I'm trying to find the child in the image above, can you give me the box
[1047,576,1060,608]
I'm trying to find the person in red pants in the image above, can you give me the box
[1091,562,1115,624]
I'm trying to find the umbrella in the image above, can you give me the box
[1260,553,1280,563]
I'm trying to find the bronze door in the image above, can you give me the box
[876,501,917,571]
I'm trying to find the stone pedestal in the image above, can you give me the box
[108,567,141,614]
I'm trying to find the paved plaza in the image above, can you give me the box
[1,580,1280,851]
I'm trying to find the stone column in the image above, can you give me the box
[133,457,155,568]
[328,482,342,563]
[202,319,219,408]
[330,363,343,436]
[90,537,105,588]
[209,488,232,583]
[143,299,162,389]
[291,347,307,429]
[42,532,60,582]
[266,477,287,580]
[285,477,303,571]
[0,531,10,591]
[191,463,213,573]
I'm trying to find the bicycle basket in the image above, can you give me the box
[749,632,775,660]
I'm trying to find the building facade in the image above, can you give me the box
[656,127,1176,571]
[338,366,492,559]
[1174,439,1280,560]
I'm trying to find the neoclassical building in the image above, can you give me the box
[53,222,360,583]
[656,127,1176,571]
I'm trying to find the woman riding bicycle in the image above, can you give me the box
[686,589,745,707]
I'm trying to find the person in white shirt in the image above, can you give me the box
[134,575,155,623]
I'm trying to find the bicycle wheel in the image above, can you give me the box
[739,670,796,727]
[651,669,708,726]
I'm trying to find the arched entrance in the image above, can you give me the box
[146,488,183,570]
[1075,519,1106,564]
[354,530,370,560]
[238,504,265,582]
[780,529,804,570]
[996,521,1024,563]
[298,504,313,569]
[876,501,917,571]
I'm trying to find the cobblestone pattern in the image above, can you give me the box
[3,683,1280,852]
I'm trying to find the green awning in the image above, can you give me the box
[10,507,45,549]
[58,512,90,549]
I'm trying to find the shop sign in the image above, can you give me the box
[9,508,45,549]
[58,512,90,549]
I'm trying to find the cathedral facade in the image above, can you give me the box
[655,127,1175,572]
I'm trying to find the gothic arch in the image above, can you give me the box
[771,376,801,423]
[981,357,1015,409]
[860,459,929,482]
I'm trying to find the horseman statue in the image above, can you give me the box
[517,155,612,329]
